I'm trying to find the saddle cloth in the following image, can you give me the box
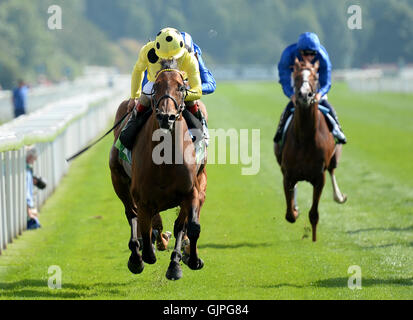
[281,105,339,145]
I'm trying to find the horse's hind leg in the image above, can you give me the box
[166,210,186,280]
[328,145,347,204]
[152,213,170,251]
[309,174,326,242]
[139,209,157,265]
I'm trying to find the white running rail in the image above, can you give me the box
[0,75,129,254]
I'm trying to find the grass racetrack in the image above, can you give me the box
[0,82,412,300]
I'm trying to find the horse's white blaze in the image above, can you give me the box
[302,69,311,82]
[300,70,311,94]
[331,173,345,203]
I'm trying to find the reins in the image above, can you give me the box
[66,68,194,162]
[66,108,132,162]
[147,68,194,121]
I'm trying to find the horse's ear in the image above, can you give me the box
[294,57,300,71]
[313,60,320,72]
[294,57,300,67]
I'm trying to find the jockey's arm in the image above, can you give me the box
[197,54,216,95]
[130,44,149,99]
[317,47,332,98]
[278,47,295,99]
[183,52,202,101]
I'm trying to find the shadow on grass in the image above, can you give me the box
[347,225,413,234]
[0,279,125,299]
[198,242,272,249]
[360,242,413,249]
[262,277,413,289]
[315,277,413,288]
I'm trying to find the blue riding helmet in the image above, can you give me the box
[297,32,321,52]
[181,32,195,53]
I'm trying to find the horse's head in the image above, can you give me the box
[293,57,319,107]
[152,59,186,131]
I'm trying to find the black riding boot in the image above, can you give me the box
[274,101,294,143]
[119,110,140,150]
[319,100,347,144]
[119,105,153,150]
[182,108,208,144]
[194,109,209,144]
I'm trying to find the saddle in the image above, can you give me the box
[280,105,338,146]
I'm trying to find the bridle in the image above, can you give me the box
[146,68,187,122]
[294,66,318,105]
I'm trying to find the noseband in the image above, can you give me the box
[149,69,187,121]
[153,94,185,121]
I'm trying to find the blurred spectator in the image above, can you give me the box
[26,146,46,230]
[12,79,29,118]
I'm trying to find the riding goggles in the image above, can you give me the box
[302,50,317,56]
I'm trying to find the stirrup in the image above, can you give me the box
[332,128,347,144]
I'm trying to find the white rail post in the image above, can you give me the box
[0,152,6,253]
[4,151,14,243]
[18,148,26,233]
[11,150,19,239]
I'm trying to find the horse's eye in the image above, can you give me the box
[178,85,186,92]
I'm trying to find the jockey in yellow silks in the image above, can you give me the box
[119,27,205,150]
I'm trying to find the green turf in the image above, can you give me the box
[1,82,412,300]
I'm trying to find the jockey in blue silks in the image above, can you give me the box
[274,32,347,144]
[142,32,216,96]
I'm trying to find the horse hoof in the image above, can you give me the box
[188,258,204,271]
[166,261,182,281]
[127,258,144,274]
[285,213,297,223]
[142,251,157,265]
[334,194,347,204]
[182,253,189,266]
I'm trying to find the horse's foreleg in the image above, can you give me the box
[329,168,347,204]
[166,211,186,280]
[127,216,145,274]
[184,188,204,271]
[284,176,299,223]
[310,174,326,242]
[328,145,347,204]
[139,210,157,265]
[109,147,144,274]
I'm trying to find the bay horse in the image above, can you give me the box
[274,58,347,242]
[109,60,207,280]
